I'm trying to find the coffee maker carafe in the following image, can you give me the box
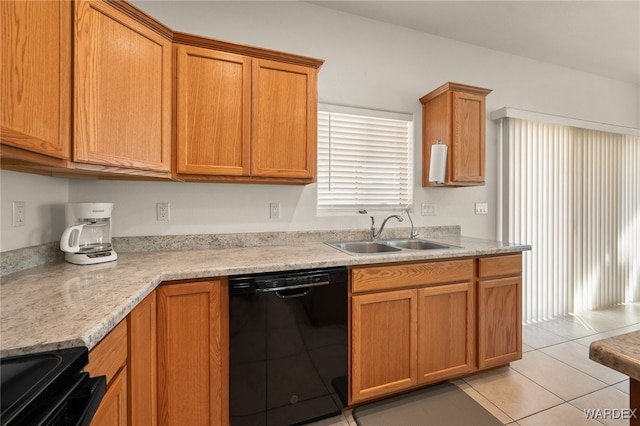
[60,203,118,265]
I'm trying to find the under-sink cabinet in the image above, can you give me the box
[351,288,418,401]
[349,259,475,404]
[418,281,476,383]
[349,254,522,405]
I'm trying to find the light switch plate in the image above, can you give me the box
[475,202,488,215]
[421,203,437,216]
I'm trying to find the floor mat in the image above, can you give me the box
[352,382,504,426]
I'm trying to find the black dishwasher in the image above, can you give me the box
[229,266,348,426]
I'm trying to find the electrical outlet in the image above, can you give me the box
[421,203,437,216]
[270,202,280,219]
[12,201,25,227]
[475,202,488,215]
[156,202,170,221]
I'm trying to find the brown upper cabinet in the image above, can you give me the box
[1,0,323,184]
[73,0,172,176]
[1,0,72,165]
[174,46,251,178]
[421,82,492,187]
[2,0,173,178]
[174,35,323,184]
[1,0,172,178]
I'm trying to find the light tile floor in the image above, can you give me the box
[311,302,640,426]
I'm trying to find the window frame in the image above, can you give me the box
[316,104,414,216]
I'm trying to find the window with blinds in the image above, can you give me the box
[317,105,413,214]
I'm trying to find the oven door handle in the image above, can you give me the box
[74,375,107,426]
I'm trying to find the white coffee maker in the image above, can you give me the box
[60,203,118,265]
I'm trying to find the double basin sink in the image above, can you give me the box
[326,238,456,255]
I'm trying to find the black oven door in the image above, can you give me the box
[1,347,106,426]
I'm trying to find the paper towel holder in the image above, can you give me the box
[428,139,448,185]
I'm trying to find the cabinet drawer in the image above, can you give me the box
[351,259,474,293]
[86,318,127,384]
[478,254,522,279]
[90,366,127,426]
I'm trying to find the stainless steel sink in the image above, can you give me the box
[326,238,456,255]
[385,239,452,250]
[328,241,402,254]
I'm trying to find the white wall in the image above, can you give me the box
[2,1,639,250]
[0,170,68,251]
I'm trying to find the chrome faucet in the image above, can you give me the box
[405,208,420,239]
[370,215,404,240]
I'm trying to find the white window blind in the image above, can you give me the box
[317,105,413,214]
[497,115,640,323]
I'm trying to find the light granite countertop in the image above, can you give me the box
[590,331,640,382]
[0,234,528,358]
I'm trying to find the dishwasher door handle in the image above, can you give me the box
[257,280,330,295]
[275,288,312,298]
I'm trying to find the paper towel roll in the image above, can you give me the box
[429,142,448,184]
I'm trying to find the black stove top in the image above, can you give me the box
[1,347,102,426]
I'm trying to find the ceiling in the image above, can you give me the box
[308,1,640,85]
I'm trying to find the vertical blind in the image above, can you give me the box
[317,106,413,213]
[501,117,640,323]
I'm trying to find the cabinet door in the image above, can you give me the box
[450,91,485,184]
[351,289,417,403]
[74,0,171,172]
[478,276,522,369]
[175,45,251,176]
[91,367,128,426]
[1,0,71,161]
[251,59,317,179]
[417,282,475,384]
[157,280,229,426]
[87,319,128,426]
[128,291,156,425]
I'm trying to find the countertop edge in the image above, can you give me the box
[589,331,640,382]
[1,238,530,357]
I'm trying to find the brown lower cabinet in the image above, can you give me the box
[85,253,521,422]
[157,279,229,426]
[128,291,157,425]
[88,280,229,426]
[86,318,128,425]
[477,255,523,369]
[91,367,128,426]
[351,289,418,402]
[349,254,521,405]
[418,282,476,384]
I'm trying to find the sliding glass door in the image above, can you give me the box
[497,116,639,323]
